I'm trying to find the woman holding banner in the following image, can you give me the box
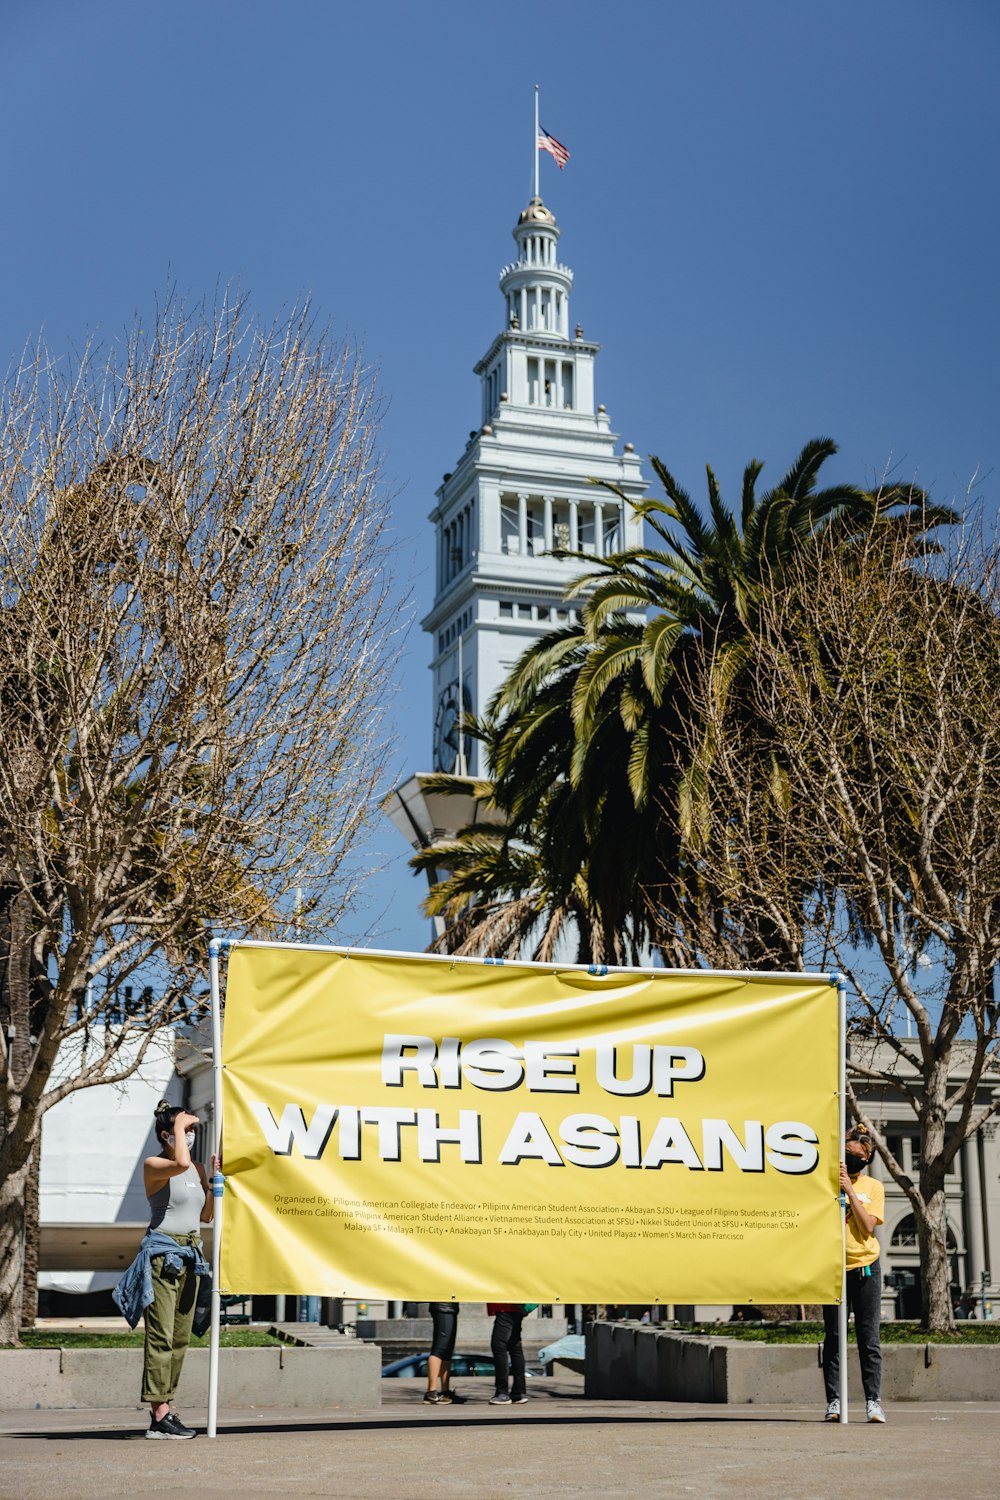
[140,1102,213,1438]
[823,1126,886,1424]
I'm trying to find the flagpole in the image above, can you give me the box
[534,83,540,199]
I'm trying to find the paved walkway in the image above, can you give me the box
[1,1377,997,1500]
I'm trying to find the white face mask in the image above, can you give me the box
[166,1131,197,1150]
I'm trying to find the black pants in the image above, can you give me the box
[822,1260,882,1403]
[428,1302,458,1360]
[491,1309,526,1397]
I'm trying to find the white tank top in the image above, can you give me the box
[147,1163,204,1234]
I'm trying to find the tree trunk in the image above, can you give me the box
[0,883,36,1344]
[918,1059,957,1334]
[0,1150,31,1344]
[919,1181,956,1334]
[21,1142,40,1330]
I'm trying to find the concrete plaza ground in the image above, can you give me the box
[1,1376,997,1500]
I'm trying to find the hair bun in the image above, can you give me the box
[155,1098,173,1112]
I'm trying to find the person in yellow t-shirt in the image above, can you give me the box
[822,1125,886,1424]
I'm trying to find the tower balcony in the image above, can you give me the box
[499,261,573,293]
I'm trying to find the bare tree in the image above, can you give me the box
[669,518,1000,1333]
[0,293,399,1341]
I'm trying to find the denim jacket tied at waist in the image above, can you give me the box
[112,1229,210,1330]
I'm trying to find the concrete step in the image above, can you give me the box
[269,1322,361,1347]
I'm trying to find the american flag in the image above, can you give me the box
[538,127,570,169]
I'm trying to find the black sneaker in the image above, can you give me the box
[511,1393,528,1404]
[422,1391,444,1404]
[146,1412,196,1440]
[163,1413,197,1438]
[444,1389,467,1404]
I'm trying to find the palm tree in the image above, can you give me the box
[411,754,647,965]
[417,439,956,961]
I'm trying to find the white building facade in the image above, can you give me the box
[422,193,648,775]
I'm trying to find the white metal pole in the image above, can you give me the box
[837,977,849,1425]
[534,84,540,199]
[207,937,226,1439]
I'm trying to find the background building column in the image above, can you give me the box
[962,1134,986,1289]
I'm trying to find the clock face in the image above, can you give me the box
[434,682,472,772]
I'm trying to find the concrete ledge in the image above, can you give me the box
[356,1316,567,1345]
[585,1322,1000,1403]
[0,1343,381,1411]
[356,1315,568,1362]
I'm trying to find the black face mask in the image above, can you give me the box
[845,1151,867,1176]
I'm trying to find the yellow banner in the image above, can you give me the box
[219,945,843,1305]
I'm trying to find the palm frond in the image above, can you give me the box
[571,634,644,736]
[740,460,764,532]
[769,437,838,503]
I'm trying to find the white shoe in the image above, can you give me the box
[824,1398,841,1422]
[867,1399,886,1423]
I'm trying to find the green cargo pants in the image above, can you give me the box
[141,1232,201,1404]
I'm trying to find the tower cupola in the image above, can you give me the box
[499,197,573,338]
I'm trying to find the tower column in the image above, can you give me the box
[594,502,604,559]
[543,495,553,553]
[518,493,528,557]
[569,498,579,552]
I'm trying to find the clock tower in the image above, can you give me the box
[424,192,648,775]
[387,186,648,904]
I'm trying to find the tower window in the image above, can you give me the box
[561,362,573,410]
[527,357,540,406]
[603,504,622,553]
[526,507,539,555]
[499,600,513,618]
[500,495,519,553]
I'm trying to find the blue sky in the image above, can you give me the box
[1,1,997,952]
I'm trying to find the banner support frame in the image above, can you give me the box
[211,936,836,987]
[207,935,229,1440]
[207,937,846,1423]
[837,975,849,1425]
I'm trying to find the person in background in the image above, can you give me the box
[141,1101,213,1439]
[424,1301,467,1404]
[488,1303,535,1405]
[823,1124,886,1424]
